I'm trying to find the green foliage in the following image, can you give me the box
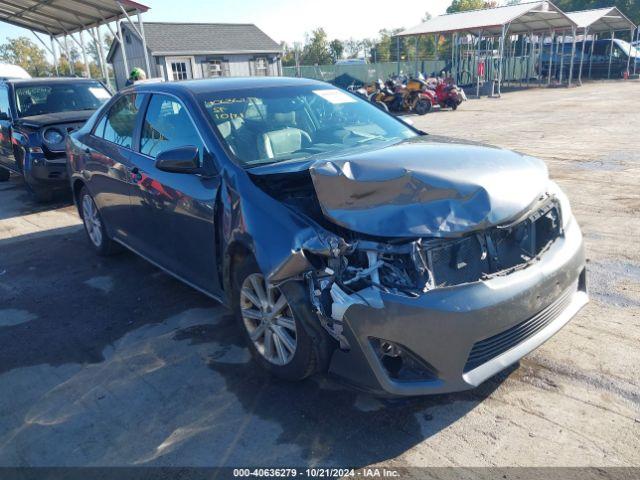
[301,28,333,65]
[329,39,344,61]
[446,0,499,13]
[0,37,51,76]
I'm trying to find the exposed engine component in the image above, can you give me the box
[302,196,563,348]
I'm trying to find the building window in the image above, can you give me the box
[171,61,189,80]
[209,60,223,77]
[254,57,268,76]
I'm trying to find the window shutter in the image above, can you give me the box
[249,59,255,76]
[223,60,230,77]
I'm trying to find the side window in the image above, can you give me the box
[140,95,203,161]
[0,87,10,118]
[93,114,108,138]
[97,94,141,148]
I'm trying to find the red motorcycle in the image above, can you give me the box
[431,78,465,111]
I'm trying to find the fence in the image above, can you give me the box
[282,61,448,87]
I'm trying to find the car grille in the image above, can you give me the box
[463,283,576,372]
[426,197,562,288]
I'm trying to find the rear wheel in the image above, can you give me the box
[79,187,121,256]
[0,167,9,182]
[233,257,334,381]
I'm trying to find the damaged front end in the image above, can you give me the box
[263,185,564,364]
[246,137,584,394]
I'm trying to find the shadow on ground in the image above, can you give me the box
[0,176,72,221]
[0,225,515,467]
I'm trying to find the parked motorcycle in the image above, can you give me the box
[371,77,434,115]
[405,76,436,115]
[431,77,466,111]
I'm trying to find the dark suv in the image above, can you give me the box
[0,78,111,201]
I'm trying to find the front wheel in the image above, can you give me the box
[233,258,334,381]
[415,99,432,115]
[79,187,121,256]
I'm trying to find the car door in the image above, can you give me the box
[128,93,221,295]
[0,84,14,170]
[83,93,144,239]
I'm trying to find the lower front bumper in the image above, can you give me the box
[25,156,69,190]
[328,218,588,397]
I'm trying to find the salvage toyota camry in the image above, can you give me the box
[66,77,588,396]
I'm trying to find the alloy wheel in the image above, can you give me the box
[240,273,297,366]
[82,194,103,248]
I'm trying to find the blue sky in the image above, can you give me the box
[0,0,452,47]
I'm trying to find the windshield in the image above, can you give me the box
[615,39,640,58]
[15,81,111,118]
[201,85,417,167]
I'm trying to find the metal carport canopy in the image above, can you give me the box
[0,0,149,37]
[566,7,636,33]
[397,1,578,37]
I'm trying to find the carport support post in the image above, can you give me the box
[568,26,577,87]
[137,10,151,75]
[50,35,59,76]
[396,35,400,75]
[635,28,639,75]
[626,28,633,76]
[95,26,109,84]
[578,27,588,85]
[558,31,565,84]
[608,31,614,79]
[79,30,91,79]
[497,24,506,97]
[538,33,544,86]
[415,35,420,77]
[64,35,74,75]
[589,34,596,79]
[547,31,554,85]
[117,19,130,78]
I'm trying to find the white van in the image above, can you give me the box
[0,64,31,81]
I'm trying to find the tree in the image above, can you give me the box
[0,37,51,76]
[446,0,499,13]
[329,39,344,62]
[301,28,332,65]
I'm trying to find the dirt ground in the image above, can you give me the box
[0,80,638,469]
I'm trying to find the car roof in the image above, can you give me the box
[130,76,331,96]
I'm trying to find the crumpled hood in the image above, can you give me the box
[17,110,94,128]
[307,136,549,238]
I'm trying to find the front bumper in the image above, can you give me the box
[25,154,69,189]
[328,218,588,396]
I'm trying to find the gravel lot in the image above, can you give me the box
[0,80,638,469]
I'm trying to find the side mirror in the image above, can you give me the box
[155,146,200,174]
[0,112,10,121]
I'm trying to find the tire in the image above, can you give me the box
[415,99,432,115]
[375,100,389,112]
[0,167,9,182]
[79,186,121,256]
[232,257,334,381]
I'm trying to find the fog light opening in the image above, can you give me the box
[370,338,438,382]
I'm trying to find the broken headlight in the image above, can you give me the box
[548,180,573,229]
